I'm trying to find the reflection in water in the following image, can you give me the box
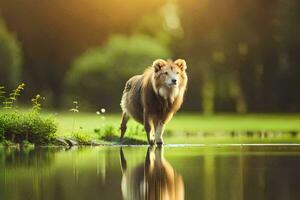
[1,146,300,200]
[1,148,58,168]
[120,147,184,200]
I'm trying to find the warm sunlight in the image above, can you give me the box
[1,0,300,199]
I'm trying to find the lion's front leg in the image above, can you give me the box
[155,113,174,145]
[144,113,155,145]
[155,121,165,145]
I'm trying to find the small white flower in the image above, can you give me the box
[96,111,100,115]
[100,108,106,113]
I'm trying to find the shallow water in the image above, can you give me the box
[1,145,300,200]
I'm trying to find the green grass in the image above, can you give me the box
[51,112,300,135]
[1,111,300,145]
[171,114,300,132]
[40,112,300,144]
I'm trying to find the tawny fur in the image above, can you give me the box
[120,59,188,145]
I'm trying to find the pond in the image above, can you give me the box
[1,145,300,200]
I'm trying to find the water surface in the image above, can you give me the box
[1,145,300,200]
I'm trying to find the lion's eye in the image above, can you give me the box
[176,72,179,74]
[164,72,168,75]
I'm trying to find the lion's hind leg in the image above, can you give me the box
[120,112,130,139]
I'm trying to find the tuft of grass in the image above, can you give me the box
[0,84,58,145]
[95,124,147,145]
[71,132,94,145]
[69,101,79,134]
[99,125,118,139]
[127,125,145,137]
[0,110,58,145]
[0,86,5,104]
[31,94,44,112]
[2,83,25,109]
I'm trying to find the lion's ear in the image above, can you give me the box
[175,59,187,71]
[153,59,167,72]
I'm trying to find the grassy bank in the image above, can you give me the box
[53,112,300,135]
[48,112,300,145]
[2,110,300,146]
[2,84,298,146]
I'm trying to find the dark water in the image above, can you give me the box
[1,145,300,200]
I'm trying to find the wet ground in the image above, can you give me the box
[1,145,300,200]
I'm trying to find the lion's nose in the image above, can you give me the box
[172,79,177,84]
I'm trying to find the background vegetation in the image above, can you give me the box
[0,85,57,145]
[0,19,22,91]
[66,34,170,109]
[0,0,299,113]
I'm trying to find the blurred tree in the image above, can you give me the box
[135,1,183,48]
[65,34,171,111]
[0,18,22,90]
[0,0,165,108]
[0,0,300,112]
[177,0,297,113]
[277,0,300,111]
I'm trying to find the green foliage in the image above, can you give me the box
[96,124,147,144]
[66,34,171,110]
[2,1,300,112]
[2,139,14,146]
[0,86,5,102]
[127,125,145,137]
[95,124,147,144]
[71,132,93,145]
[2,83,25,109]
[135,2,183,47]
[21,140,34,147]
[69,101,79,113]
[0,111,57,145]
[31,94,44,112]
[0,83,58,145]
[0,126,4,142]
[69,101,79,134]
[0,19,23,90]
[99,125,118,139]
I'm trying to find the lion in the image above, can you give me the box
[120,59,188,145]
